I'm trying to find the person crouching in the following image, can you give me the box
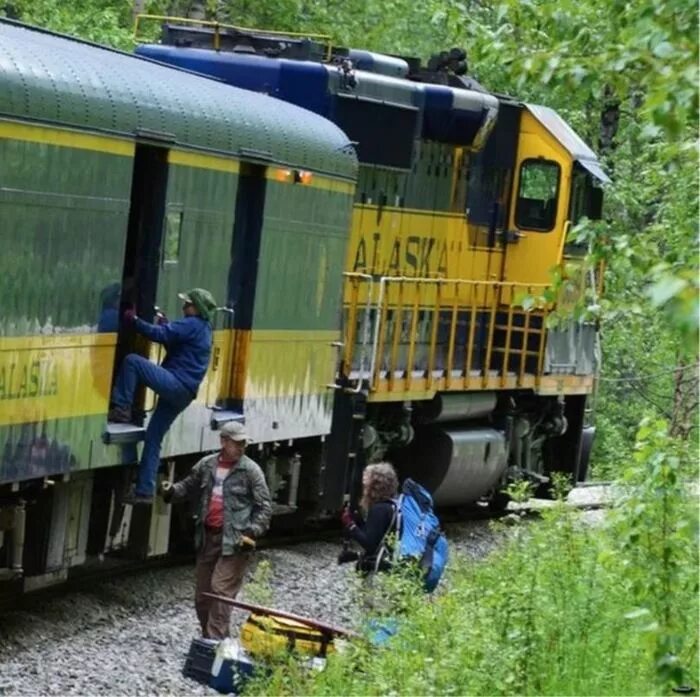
[341,463,399,575]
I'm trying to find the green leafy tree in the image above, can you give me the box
[610,417,698,688]
[2,0,136,48]
[456,0,698,469]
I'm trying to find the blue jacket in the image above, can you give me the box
[135,316,213,396]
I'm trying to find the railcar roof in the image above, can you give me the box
[0,20,357,179]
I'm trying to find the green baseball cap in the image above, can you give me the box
[178,288,217,321]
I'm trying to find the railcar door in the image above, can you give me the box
[110,144,169,419]
[465,101,520,283]
[219,162,267,410]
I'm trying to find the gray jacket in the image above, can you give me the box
[171,452,272,556]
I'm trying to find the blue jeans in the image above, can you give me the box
[112,354,193,496]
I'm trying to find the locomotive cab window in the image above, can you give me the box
[569,164,604,225]
[515,159,560,231]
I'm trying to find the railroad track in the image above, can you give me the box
[0,525,345,615]
[0,484,615,615]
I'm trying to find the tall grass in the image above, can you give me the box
[247,418,698,695]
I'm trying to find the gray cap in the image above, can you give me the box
[220,421,249,442]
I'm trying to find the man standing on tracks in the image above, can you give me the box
[161,421,272,640]
[108,288,217,504]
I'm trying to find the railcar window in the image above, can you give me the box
[163,208,183,265]
[515,159,560,231]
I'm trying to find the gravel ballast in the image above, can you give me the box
[0,520,498,696]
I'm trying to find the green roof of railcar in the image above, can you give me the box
[0,20,357,179]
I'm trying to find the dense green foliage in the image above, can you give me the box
[458,0,699,472]
[246,424,697,695]
[2,0,136,47]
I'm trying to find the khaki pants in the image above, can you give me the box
[195,528,252,639]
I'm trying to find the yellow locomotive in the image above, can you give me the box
[138,20,607,507]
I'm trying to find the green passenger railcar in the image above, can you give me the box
[0,20,356,589]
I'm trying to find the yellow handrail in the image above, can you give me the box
[134,13,333,60]
[557,220,572,266]
[388,281,405,392]
[482,284,499,388]
[501,287,516,387]
[344,275,562,394]
[519,285,533,384]
[404,292,421,392]
[426,281,442,389]
[464,292,478,384]
[444,281,459,389]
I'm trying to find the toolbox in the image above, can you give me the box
[182,637,257,694]
[182,637,219,685]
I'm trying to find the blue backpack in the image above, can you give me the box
[378,478,449,592]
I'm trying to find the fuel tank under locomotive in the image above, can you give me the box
[391,393,508,506]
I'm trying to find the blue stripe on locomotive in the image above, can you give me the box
[421,84,485,145]
[136,45,332,118]
[135,45,489,147]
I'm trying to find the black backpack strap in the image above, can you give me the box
[372,499,399,574]
[420,545,434,573]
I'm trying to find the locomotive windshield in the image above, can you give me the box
[515,158,560,231]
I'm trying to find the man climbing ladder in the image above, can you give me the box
[108,288,217,504]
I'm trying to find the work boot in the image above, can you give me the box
[122,488,153,506]
[107,405,132,423]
